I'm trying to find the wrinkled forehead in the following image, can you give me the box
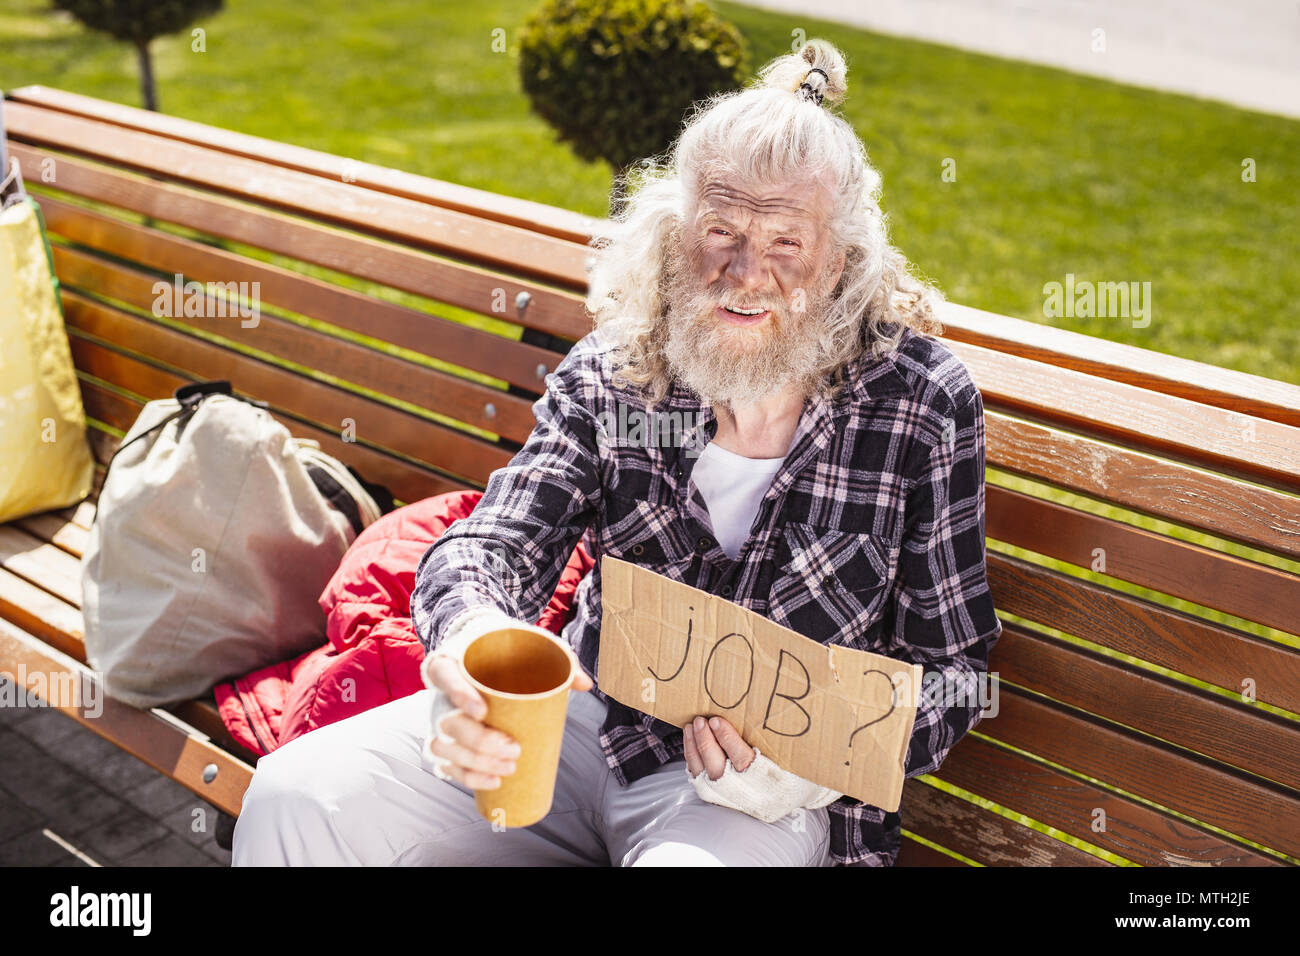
[688,175,831,233]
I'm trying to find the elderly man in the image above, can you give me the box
[232,39,1001,867]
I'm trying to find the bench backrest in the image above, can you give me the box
[5,86,1299,866]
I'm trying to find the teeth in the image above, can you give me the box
[725,306,765,315]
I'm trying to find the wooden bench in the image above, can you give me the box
[2,85,1298,867]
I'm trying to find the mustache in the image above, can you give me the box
[674,284,787,322]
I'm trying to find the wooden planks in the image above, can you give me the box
[3,102,592,289]
[939,301,1300,428]
[985,413,1300,562]
[932,735,1280,866]
[51,243,540,447]
[37,195,566,396]
[980,687,1300,859]
[901,778,1109,866]
[77,373,472,506]
[986,485,1300,635]
[9,144,593,342]
[63,291,511,488]
[957,340,1300,492]
[7,84,601,246]
[991,623,1300,792]
[0,616,253,817]
[988,551,1300,712]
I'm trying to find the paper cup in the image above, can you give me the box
[460,625,577,828]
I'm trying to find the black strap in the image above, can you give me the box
[305,464,365,537]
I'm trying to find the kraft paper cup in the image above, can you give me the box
[459,625,577,828]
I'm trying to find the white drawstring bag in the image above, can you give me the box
[82,380,385,708]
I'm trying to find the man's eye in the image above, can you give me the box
[709,228,731,237]
[777,239,798,247]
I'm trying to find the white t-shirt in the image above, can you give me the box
[691,441,787,560]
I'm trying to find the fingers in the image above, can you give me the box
[688,716,728,781]
[428,710,522,790]
[426,654,487,720]
[429,721,518,789]
[683,716,755,780]
[683,721,703,778]
[570,666,594,692]
[708,716,756,772]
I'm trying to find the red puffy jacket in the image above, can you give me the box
[215,490,593,756]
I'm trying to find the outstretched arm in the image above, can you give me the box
[410,344,605,656]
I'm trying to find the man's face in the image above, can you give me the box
[662,174,846,408]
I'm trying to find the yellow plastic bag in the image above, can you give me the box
[0,196,94,522]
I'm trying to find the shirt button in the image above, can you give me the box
[822,574,836,590]
[631,543,645,557]
[696,536,714,553]
[719,583,733,597]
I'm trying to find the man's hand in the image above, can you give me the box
[424,652,592,789]
[683,715,755,780]
[683,714,843,823]
[422,610,592,790]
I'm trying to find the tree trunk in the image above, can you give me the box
[135,39,158,112]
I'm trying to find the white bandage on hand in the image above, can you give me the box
[419,606,521,781]
[688,749,842,824]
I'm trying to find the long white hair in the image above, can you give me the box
[584,38,944,405]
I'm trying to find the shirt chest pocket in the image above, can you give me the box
[767,522,896,646]
[596,493,694,577]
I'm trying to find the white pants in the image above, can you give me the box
[231,687,831,866]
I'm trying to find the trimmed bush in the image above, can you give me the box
[518,0,747,204]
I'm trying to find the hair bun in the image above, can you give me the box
[756,38,848,108]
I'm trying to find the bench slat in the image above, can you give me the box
[7,85,600,247]
[78,380,469,505]
[934,734,1280,866]
[896,836,970,866]
[986,415,1300,562]
[170,698,263,764]
[38,196,564,396]
[901,779,1110,866]
[0,616,252,817]
[987,485,1300,636]
[13,512,90,559]
[958,341,1300,492]
[4,103,592,289]
[64,294,512,487]
[51,244,539,447]
[9,144,591,342]
[0,564,85,661]
[985,687,1300,858]
[940,302,1300,428]
[989,552,1300,712]
[0,525,81,607]
[994,624,1300,791]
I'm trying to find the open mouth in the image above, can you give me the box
[716,305,771,325]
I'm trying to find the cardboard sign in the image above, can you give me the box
[597,556,921,811]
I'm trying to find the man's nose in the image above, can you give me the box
[722,243,767,295]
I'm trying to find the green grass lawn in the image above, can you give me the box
[1,0,1297,383]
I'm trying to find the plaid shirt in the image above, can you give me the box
[412,323,1002,866]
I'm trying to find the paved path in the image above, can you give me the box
[740,0,1300,119]
[0,676,231,867]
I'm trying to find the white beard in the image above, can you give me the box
[660,242,839,409]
